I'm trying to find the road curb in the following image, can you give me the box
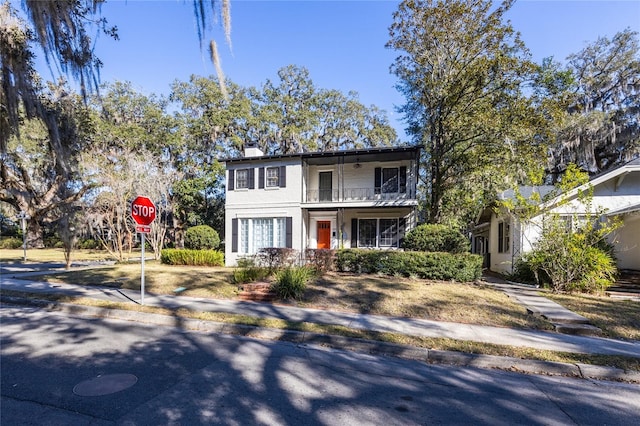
[2,295,638,384]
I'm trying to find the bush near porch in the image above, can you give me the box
[335,249,482,282]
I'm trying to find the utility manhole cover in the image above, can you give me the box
[73,374,138,397]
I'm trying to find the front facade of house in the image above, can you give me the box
[473,159,640,274]
[223,146,421,266]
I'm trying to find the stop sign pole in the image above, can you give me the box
[131,196,157,305]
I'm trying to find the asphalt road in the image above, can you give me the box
[2,305,639,425]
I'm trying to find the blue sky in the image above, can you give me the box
[33,0,640,141]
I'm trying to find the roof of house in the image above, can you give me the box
[220,145,421,164]
[606,202,640,216]
[540,156,640,210]
[498,186,556,202]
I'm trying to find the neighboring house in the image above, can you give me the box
[223,145,421,266]
[472,159,640,274]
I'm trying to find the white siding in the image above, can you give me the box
[496,170,640,273]
[610,214,640,270]
[225,158,302,266]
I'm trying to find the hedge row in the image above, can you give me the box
[335,249,482,282]
[160,249,224,266]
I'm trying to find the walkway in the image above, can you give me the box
[2,271,639,359]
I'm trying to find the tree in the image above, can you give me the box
[256,65,397,154]
[1,79,96,247]
[2,0,230,148]
[82,82,181,260]
[388,0,543,225]
[547,29,640,179]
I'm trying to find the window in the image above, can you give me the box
[236,169,249,189]
[239,217,287,254]
[356,218,404,248]
[266,167,280,187]
[358,219,377,248]
[375,167,407,194]
[379,219,398,247]
[382,168,399,193]
[498,220,510,253]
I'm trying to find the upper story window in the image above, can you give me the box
[375,166,407,194]
[266,167,280,187]
[382,168,399,193]
[236,169,249,189]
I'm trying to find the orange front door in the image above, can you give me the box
[317,221,331,249]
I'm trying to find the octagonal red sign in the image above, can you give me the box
[131,196,156,226]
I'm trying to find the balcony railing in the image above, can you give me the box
[305,188,416,203]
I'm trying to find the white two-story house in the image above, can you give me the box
[223,145,421,266]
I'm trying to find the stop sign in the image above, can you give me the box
[131,196,156,226]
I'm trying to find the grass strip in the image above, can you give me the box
[2,289,638,373]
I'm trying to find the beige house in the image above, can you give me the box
[472,159,640,274]
[223,145,421,266]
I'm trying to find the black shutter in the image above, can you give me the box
[248,168,255,189]
[399,166,407,193]
[351,218,358,248]
[279,165,286,188]
[286,217,293,248]
[228,169,234,191]
[374,167,381,194]
[398,217,407,248]
[258,167,265,189]
[231,218,238,253]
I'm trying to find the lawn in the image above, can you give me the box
[1,248,637,340]
[0,247,119,263]
[2,248,639,373]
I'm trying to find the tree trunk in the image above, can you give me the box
[26,217,44,248]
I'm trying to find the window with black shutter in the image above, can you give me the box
[228,169,235,191]
[399,166,407,193]
[245,168,253,189]
[231,218,238,252]
[351,218,358,247]
[286,217,293,248]
[279,166,287,188]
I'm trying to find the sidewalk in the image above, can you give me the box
[2,268,640,382]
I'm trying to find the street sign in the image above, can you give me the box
[130,196,156,306]
[136,225,151,233]
[131,196,156,226]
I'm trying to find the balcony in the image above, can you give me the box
[305,187,417,205]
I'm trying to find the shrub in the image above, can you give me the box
[402,224,470,253]
[510,258,540,285]
[78,239,100,250]
[304,249,335,274]
[184,225,220,250]
[334,249,482,282]
[0,237,23,249]
[257,247,297,271]
[524,216,618,294]
[271,266,313,300]
[44,235,63,248]
[160,248,224,266]
[232,257,270,284]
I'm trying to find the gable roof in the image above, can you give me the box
[540,157,640,210]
